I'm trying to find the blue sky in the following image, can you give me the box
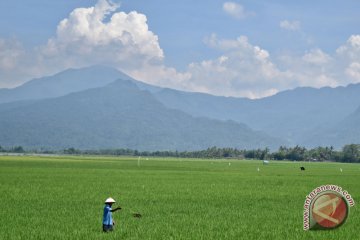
[0,0,359,98]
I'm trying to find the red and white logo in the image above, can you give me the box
[303,185,355,230]
[312,192,348,229]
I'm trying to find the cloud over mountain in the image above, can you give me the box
[188,34,287,98]
[0,1,360,99]
[41,0,163,69]
[0,0,187,90]
[185,34,360,98]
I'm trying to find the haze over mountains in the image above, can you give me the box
[0,65,359,150]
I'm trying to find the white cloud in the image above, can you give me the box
[345,62,360,80]
[188,34,292,98]
[277,50,338,88]
[223,2,253,19]
[336,35,360,82]
[1,1,360,98]
[39,0,192,89]
[302,49,332,65]
[0,38,24,71]
[40,0,164,70]
[336,35,360,61]
[0,0,187,90]
[280,20,301,31]
[0,38,37,88]
[129,64,191,89]
[188,34,360,98]
[297,72,339,88]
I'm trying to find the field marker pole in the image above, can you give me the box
[138,157,140,167]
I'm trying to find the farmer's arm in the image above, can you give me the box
[110,207,122,212]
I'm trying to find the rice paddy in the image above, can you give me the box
[0,155,358,239]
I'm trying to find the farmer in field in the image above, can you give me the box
[103,197,122,232]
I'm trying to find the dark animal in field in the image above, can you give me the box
[300,167,305,171]
[132,213,142,218]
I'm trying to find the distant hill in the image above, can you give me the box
[152,85,360,145]
[0,65,132,104]
[1,65,360,149]
[301,105,360,148]
[0,80,283,151]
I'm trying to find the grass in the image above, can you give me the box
[0,155,358,239]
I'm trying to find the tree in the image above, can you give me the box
[272,146,288,160]
[342,144,360,163]
[260,147,269,160]
[13,146,24,153]
[64,147,80,154]
[307,146,334,161]
[286,146,306,161]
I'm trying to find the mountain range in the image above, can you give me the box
[0,65,359,150]
[152,84,360,146]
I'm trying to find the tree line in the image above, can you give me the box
[1,144,360,163]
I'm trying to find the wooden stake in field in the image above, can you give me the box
[137,157,141,167]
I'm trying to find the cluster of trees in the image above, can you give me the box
[1,144,360,163]
[0,146,25,153]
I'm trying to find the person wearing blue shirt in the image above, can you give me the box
[103,197,121,232]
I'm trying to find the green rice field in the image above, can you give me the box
[0,155,358,239]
